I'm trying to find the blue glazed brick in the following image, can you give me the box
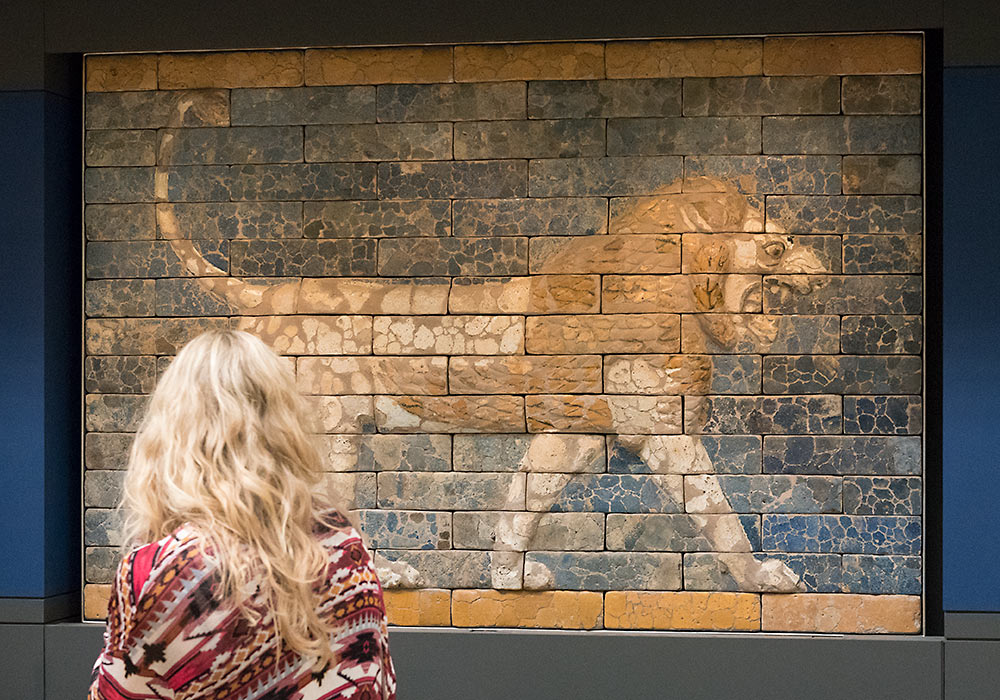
[528,474,683,514]
[844,395,922,434]
[763,435,921,475]
[606,435,760,474]
[844,477,921,515]
[762,515,921,555]
[715,475,842,513]
[524,552,681,591]
[683,552,842,593]
[842,555,921,594]
[709,355,762,394]
[358,510,451,550]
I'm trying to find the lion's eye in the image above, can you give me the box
[762,240,785,258]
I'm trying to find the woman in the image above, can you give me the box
[88,330,396,700]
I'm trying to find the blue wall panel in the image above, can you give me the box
[943,67,1000,611]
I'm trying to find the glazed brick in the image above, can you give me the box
[763,275,922,314]
[376,550,522,590]
[86,55,157,92]
[454,119,605,159]
[234,315,372,355]
[299,277,451,315]
[526,473,683,514]
[843,235,922,274]
[374,395,526,434]
[684,553,843,593]
[84,547,119,584]
[524,552,682,591]
[454,42,604,82]
[529,235,680,275]
[452,198,607,237]
[763,355,923,395]
[841,316,923,355]
[366,434,452,472]
[763,35,922,76]
[297,356,447,395]
[605,590,760,631]
[84,356,157,393]
[680,314,840,354]
[842,555,922,594]
[843,155,922,194]
[230,239,376,276]
[85,130,157,167]
[604,354,761,395]
[157,202,302,239]
[87,240,227,278]
[452,512,605,551]
[680,234,841,274]
[305,46,453,86]
[766,195,922,233]
[763,116,921,154]
[526,395,682,434]
[85,280,155,317]
[85,204,156,241]
[324,473,376,509]
[85,90,229,129]
[377,82,527,122]
[606,38,762,79]
[685,474,842,514]
[383,590,451,626]
[526,314,680,354]
[160,126,302,165]
[155,279,238,316]
[602,275,762,314]
[844,477,921,515]
[449,275,600,315]
[358,510,452,550]
[606,513,761,552]
[607,117,761,155]
[374,315,524,355]
[379,238,527,277]
[304,200,450,238]
[452,434,605,473]
[842,76,922,115]
[378,160,527,199]
[86,317,230,355]
[844,396,922,435]
[376,472,526,511]
[84,509,124,547]
[308,396,376,434]
[85,433,134,470]
[84,470,124,508]
[158,50,303,89]
[608,435,762,475]
[528,156,683,197]
[528,79,681,118]
[452,590,602,629]
[683,76,840,116]
[161,166,233,201]
[231,163,377,200]
[686,395,842,434]
[762,593,921,634]
[231,86,375,125]
[449,355,602,395]
[763,436,922,475]
[761,514,921,555]
[84,167,154,203]
[85,394,146,433]
[683,155,842,194]
[306,123,452,162]
[608,191,765,234]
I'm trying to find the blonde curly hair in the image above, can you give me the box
[120,329,343,669]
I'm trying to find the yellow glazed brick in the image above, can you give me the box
[158,50,304,89]
[606,38,762,78]
[86,54,157,92]
[455,42,604,82]
[384,589,451,626]
[84,584,112,620]
[763,35,922,75]
[305,47,453,85]
[452,589,603,629]
[762,593,921,634]
[604,591,760,631]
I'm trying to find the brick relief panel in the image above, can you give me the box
[83,34,924,634]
